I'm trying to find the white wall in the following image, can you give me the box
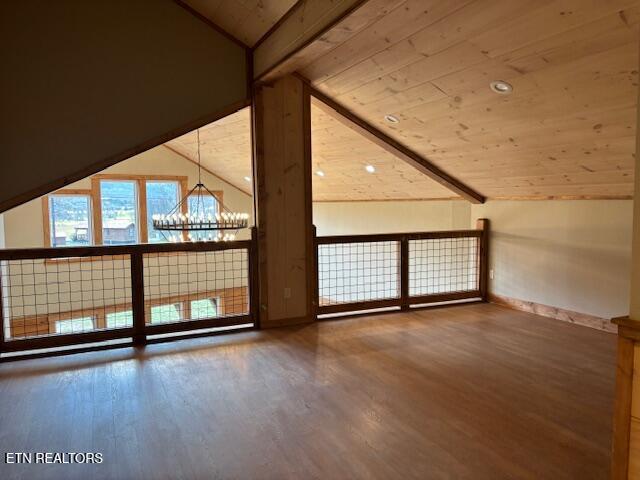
[471,200,633,319]
[313,198,633,320]
[313,200,471,235]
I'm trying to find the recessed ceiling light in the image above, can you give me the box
[490,80,513,95]
[244,176,251,182]
[365,165,376,173]
[384,114,399,124]
[316,170,325,177]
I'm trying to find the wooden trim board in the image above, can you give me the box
[489,293,617,333]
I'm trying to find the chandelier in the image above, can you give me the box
[152,129,249,242]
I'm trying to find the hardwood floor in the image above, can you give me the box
[0,303,616,480]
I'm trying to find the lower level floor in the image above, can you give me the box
[0,303,616,479]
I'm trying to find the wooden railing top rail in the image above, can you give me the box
[0,239,253,261]
[316,229,482,245]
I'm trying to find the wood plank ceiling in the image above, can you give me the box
[174,0,640,200]
[165,105,455,200]
[181,0,297,46]
[298,0,640,199]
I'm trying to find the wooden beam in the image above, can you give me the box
[252,0,369,81]
[305,82,485,204]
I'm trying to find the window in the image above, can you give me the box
[47,193,93,247]
[190,298,218,320]
[100,180,139,245]
[45,175,190,248]
[188,193,220,241]
[150,303,183,324]
[55,316,94,334]
[106,310,133,329]
[146,181,180,244]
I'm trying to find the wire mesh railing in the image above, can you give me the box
[0,230,257,355]
[315,223,488,315]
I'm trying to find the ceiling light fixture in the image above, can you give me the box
[490,80,513,95]
[384,114,399,124]
[365,165,376,173]
[316,170,325,177]
[152,129,249,242]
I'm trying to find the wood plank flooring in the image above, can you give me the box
[0,303,616,479]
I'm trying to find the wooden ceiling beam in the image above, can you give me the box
[304,81,486,204]
[252,0,370,82]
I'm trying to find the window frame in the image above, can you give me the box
[90,174,188,245]
[145,179,183,244]
[97,178,141,246]
[42,189,95,248]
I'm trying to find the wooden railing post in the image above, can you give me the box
[249,226,260,328]
[476,218,490,302]
[0,263,4,354]
[130,252,146,346]
[312,224,319,320]
[400,236,409,310]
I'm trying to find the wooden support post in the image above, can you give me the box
[252,75,315,328]
[476,218,489,302]
[130,252,146,346]
[400,237,409,310]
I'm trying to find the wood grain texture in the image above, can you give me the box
[164,108,253,196]
[168,0,640,201]
[253,0,369,80]
[634,343,640,418]
[611,336,635,480]
[253,75,314,326]
[489,293,617,333]
[309,88,484,203]
[181,0,297,47]
[631,417,640,480]
[165,104,459,201]
[297,0,640,198]
[0,303,616,479]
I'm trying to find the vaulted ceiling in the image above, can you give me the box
[165,105,454,201]
[172,0,640,201]
[182,0,297,46]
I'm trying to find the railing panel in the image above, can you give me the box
[1,255,133,341]
[143,248,250,327]
[316,228,486,316]
[0,239,256,355]
[317,241,400,307]
[408,237,479,297]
